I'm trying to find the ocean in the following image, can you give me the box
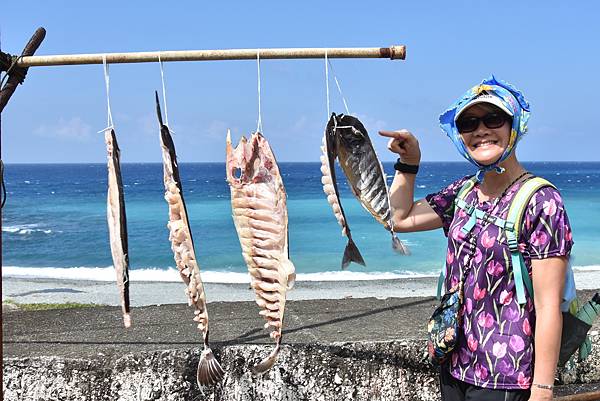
[2,162,600,283]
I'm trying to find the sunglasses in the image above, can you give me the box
[455,112,511,134]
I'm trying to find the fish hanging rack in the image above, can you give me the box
[0,27,405,112]
[15,45,406,67]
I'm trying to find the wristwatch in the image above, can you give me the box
[394,158,419,174]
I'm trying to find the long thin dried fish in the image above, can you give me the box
[105,128,132,328]
[226,131,296,375]
[330,113,409,255]
[155,92,224,386]
[320,115,366,269]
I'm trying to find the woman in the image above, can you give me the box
[379,76,573,401]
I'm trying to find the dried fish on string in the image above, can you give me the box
[327,113,409,255]
[105,128,132,328]
[320,116,366,269]
[155,92,224,386]
[226,131,296,374]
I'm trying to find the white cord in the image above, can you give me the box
[327,58,350,115]
[98,55,114,133]
[158,53,171,128]
[256,51,263,134]
[325,50,330,119]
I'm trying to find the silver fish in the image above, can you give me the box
[155,92,224,386]
[320,115,366,269]
[105,128,132,328]
[329,113,409,255]
[226,131,296,375]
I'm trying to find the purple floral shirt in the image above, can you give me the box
[426,176,573,390]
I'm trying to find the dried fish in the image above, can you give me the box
[155,92,224,386]
[226,131,296,375]
[105,128,132,328]
[320,115,366,269]
[329,113,409,255]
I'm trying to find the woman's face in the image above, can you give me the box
[457,104,512,166]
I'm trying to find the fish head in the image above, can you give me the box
[337,126,367,153]
[226,131,280,187]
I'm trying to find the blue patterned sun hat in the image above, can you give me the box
[439,75,531,181]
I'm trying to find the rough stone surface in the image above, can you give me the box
[2,341,442,401]
[3,293,600,400]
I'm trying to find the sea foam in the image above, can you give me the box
[2,266,437,283]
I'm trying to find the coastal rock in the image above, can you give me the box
[3,338,600,401]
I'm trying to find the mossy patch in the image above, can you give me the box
[2,299,101,311]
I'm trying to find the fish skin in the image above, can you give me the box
[320,114,366,269]
[155,92,224,386]
[330,113,410,255]
[105,128,132,328]
[226,130,296,374]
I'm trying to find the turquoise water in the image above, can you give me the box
[2,162,599,281]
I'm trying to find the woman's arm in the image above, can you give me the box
[529,256,568,401]
[379,130,443,232]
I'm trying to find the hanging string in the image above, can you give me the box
[327,58,350,115]
[325,50,330,119]
[256,51,263,134]
[97,55,114,133]
[158,53,171,129]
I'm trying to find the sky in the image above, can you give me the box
[1,1,599,163]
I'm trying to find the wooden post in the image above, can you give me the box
[1,27,46,400]
[0,27,46,112]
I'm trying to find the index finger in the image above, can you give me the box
[378,130,410,139]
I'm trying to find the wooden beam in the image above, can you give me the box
[16,45,406,67]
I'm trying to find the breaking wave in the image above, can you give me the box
[2,266,437,283]
[2,224,55,235]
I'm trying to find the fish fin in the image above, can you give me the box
[342,238,366,269]
[251,343,280,375]
[283,259,296,290]
[154,91,164,126]
[392,235,410,255]
[122,313,132,328]
[196,347,225,386]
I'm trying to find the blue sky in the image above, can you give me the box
[1,1,599,163]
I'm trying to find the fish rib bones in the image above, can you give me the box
[155,92,224,386]
[226,131,296,374]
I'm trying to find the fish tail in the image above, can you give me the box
[196,347,225,386]
[392,235,410,255]
[342,238,366,269]
[251,341,281,375]
[122,312,132,328]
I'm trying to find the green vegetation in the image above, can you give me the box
[2,299,101,311]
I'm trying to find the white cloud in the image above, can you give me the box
[34,117,92,141]
[291,115,308,132]
[205,120,231,139]
[138,113,159,136]
[354,113,388,133]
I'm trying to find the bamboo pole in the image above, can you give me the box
[15,45,406,67]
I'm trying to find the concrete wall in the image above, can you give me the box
[3,335,599,401]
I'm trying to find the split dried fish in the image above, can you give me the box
[105,128,132,328]
[226,131,296,375]
[155,92,224,386]
[328,113,409,255]
[320,116,366,269]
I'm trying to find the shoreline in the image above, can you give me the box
[3,269,600,306]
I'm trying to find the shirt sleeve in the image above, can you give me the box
[522,185,574,259]
[425,175,471,237]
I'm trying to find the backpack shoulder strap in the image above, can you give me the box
[506,177,555,239]
[436,176,478,299]
[505,177,556,304]
[455,176,478,204]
